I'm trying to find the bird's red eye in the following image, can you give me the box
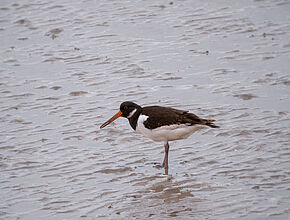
[124,106,128,110]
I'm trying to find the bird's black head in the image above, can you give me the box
[120,101,142,118]
[100,101,142,129]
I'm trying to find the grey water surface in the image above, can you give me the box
[1,0,290,219]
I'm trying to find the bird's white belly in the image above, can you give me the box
[136,115,205,142]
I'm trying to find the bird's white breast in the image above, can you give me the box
[136,114,205,142]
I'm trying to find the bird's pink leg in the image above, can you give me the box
[162,141,169,174]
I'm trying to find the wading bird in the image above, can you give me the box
[100,101,219,174]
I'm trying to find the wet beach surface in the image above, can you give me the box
[1,0,290,219]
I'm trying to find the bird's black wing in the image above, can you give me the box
[142,106,214,130]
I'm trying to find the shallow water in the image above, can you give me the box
[1,0,290,219]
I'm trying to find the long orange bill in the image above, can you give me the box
[100,111,122,129]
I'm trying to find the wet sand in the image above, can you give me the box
[1,0,290,219]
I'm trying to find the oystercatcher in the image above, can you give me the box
[100,101,219,174]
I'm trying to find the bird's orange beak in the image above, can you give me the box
[100,111,122,129]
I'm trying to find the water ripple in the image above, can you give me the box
[0,0,290,219]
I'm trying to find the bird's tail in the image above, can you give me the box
[205,120,220,128]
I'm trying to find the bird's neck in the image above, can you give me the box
[128,107,142,130]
